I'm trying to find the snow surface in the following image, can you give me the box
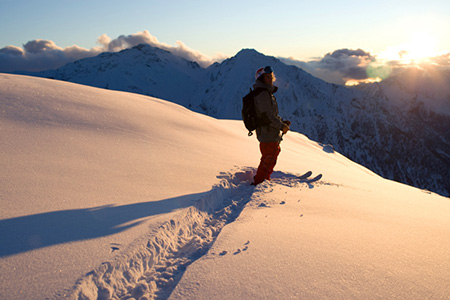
[1,74,449,299]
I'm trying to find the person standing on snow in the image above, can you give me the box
[252,66,290,185]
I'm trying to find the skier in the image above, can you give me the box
[252,66,290,185]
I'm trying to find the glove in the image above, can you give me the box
[282,124,289,134]
[283,120,291,126]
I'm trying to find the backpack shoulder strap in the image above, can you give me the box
[251,87,266,97]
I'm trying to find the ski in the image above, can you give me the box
[300,173,322,183]
[298,171,312,180]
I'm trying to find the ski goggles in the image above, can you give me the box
[255,66,274,79]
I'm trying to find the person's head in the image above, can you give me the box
[255,66,276,85]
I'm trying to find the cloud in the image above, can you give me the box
[0,45,24,56]
[108,30,227,67]
[280,48,376,85]
[0,39,103,73]
[281,49,450,86]
[104,31,163,52]
[0,30,225,73]
[430,52,450,66]
[169,40,228,68]
[23,40,62,53]
[320,49,374,80]
[4,30,446,85]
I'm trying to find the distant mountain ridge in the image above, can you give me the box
[356,66,450,117]
[18,44,450,196]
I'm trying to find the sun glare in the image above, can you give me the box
[405,32,437,60]
[379,31,438,64]
[345,77,382,86]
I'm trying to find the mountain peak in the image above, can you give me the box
[128,43,170,55]
[234,48,275,61]
[235,48,263,56]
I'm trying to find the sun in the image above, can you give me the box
[379,31,438,64]
[404,32,437,61]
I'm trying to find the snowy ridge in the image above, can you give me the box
[59,168,256,300]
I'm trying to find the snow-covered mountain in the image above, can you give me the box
[20,44,450,196]
[32,44,204,107]
[1,74,449,300]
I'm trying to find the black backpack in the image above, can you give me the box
[242,88,265,136]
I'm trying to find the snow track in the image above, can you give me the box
[57,168,256,300]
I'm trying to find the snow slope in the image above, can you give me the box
[1,74,449,299]
[170,175,450,300]
[0,73,258,299]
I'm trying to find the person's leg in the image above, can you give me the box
[253,142,281,185]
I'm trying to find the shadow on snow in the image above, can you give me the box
[0,193,203,258]
[0,168,321,258]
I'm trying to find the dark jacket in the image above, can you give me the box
[253,80,285,143]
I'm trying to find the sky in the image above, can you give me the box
[1,0,450,84]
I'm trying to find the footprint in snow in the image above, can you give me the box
[110,243,121,253]
[233,241,250,255]
[219,241,250,257]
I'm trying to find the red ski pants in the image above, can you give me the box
[254,142,281,185]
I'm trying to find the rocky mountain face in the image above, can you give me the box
[22,44,450,196]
